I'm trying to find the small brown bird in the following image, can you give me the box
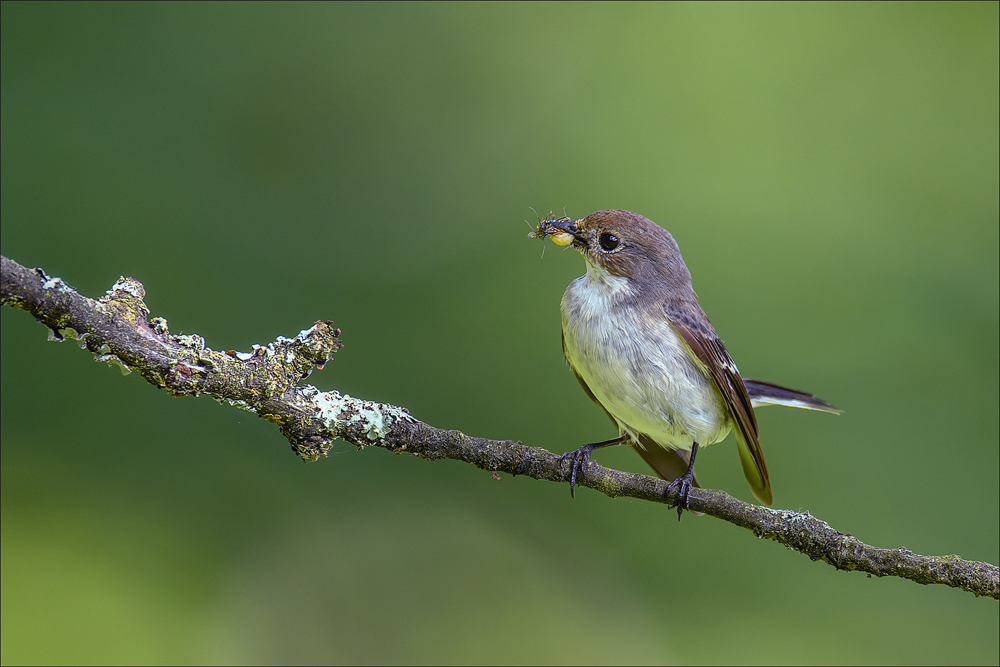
[535,210,839,516]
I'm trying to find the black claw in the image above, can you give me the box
[559,435,629,498]
[666,442,700,521]
[666,472,694,520]
[559,445,593,499]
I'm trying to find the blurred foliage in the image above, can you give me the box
[2,2,997,664]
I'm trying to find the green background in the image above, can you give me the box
[2,2,997,664]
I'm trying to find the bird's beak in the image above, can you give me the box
[544,217,581,246]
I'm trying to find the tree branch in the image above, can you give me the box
[3,254,997,600]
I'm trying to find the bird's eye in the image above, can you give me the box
[598,232,620,252]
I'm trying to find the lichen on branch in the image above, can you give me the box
[2,254,997,600]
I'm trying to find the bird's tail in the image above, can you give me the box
[743,378,841,414]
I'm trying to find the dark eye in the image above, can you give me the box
[598,232,620,252]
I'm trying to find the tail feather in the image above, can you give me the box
[744,378,841,414]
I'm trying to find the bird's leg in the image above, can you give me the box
[666,442,699,520]
[559,434,629,498]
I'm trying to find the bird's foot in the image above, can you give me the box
[666,442,699,521]
[666,471,695,521]
[559,435,628,498]
[559,444,595,499]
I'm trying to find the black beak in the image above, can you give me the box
[547,216,578,236]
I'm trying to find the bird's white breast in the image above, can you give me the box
[560,267,732,452]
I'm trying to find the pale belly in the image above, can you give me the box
[561,277,732,452]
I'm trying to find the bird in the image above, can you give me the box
[533,209,840,516]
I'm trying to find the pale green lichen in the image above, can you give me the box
[215,395,259,414]
[40,272,73,293]
[107,277,144,300]
[47,327,83,343]
[764,507,831,529]
[253,324,319,362]
[176,334,206,350]
[94,352,132,375]
[309,388,414,442]
[151,317,169,335]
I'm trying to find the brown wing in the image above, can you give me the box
[670,305,772,505]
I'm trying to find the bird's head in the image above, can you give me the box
[544,210,693,293]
